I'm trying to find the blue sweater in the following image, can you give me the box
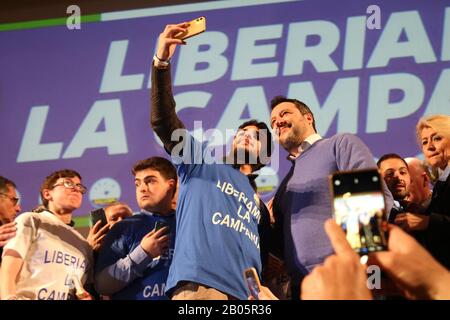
[273,133,393,279]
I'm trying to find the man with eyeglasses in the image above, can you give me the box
[0,176,21,267]
[1,169,93,300]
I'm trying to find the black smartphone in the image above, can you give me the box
[330,169,388,255]
[243,267,262,300]
[89,208,107,228]
[154,220,169,232]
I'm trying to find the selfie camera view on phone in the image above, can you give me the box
[330,169,388,255]
[89,208,107,228]
[174,16,206,40]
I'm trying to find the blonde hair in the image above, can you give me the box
[416,114,450,145]
[105,201,133,215]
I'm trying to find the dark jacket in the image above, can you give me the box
[423,174,450,269]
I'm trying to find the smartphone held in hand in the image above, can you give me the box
[330,169,388,255]
[154,220,169,232]
[89,208,107,228]
[174,16,206,40]
[243,267,262,300]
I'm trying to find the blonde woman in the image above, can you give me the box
[397,114,450,269]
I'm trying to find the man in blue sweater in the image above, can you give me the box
[269,96,393,298]
[95,157,176,300]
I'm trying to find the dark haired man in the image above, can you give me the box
[269,95,393,298]
[377,154,430,232]
[151,22,272,300]
[95,157,177,300]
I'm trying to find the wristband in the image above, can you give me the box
[153,55,170,68]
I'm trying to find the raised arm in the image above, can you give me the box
[151,23,189,152]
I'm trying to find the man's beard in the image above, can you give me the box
[279,126,300,151]
[393,188,410,202]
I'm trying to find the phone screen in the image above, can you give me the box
[246,277,260,300]
[154,220,169,232]
[244,268,261,300]
[331,169,388,255]
[89,208,107,228]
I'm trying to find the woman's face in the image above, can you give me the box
[420,126,450,170]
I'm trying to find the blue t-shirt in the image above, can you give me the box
[95,212,175,300]
[166,134,262,300]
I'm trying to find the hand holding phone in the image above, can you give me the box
[71,275,91,300]
[89,208,107,228]
[243,267,262,300]
[140,220,171,260]
[154,220,169,233]
[174,16,206,40]
[330,169,388,255]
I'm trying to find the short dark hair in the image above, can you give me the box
[0,176,16,194]
[132,157,177,183]
[377,153,408,169]
[40,169,82,208]
[270,95,317,132]
[237,119,273,158]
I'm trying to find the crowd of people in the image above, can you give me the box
[0,21,449,300]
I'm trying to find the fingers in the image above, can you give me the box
[96,233,107,244]
[89,222,110,240]
[0,223,17,244]
[324,219,354,256]
[161,24,188,41]
[98,223,110,235]
[153,226,170,238]
[144,229,156,239]
[157,23,189,60]
[0,222,16,228]
[163,38,187,46]
[387,224,421,253]
[144,226,169,239]
[394,215,406,224]
[163,22,189,34]
[367,251,397,282]
[90,220,104,234]
[0,222,17,234]
[0,231,16,242]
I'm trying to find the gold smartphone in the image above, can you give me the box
[174,16,206,40]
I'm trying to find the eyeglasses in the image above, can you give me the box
[52,179,87,194]
[236,130,260,141]
[0,193,20,206]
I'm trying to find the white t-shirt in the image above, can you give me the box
[2,210,93,300]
